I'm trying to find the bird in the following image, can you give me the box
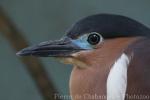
[17,14,150,100]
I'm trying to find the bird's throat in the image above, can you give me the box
[57,57,88,69]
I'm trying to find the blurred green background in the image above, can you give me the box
[0,0,150,100]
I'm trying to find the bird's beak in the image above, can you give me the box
[16,37,84,57]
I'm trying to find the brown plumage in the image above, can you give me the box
[17,14,150,100]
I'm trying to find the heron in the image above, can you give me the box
[17,14,150,100]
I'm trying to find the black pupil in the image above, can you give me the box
[87,34,100,45]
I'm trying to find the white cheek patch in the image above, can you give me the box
[107,53,130,100]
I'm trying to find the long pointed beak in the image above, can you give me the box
[16,37,84,57]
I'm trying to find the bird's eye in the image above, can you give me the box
[87,32,102,45]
